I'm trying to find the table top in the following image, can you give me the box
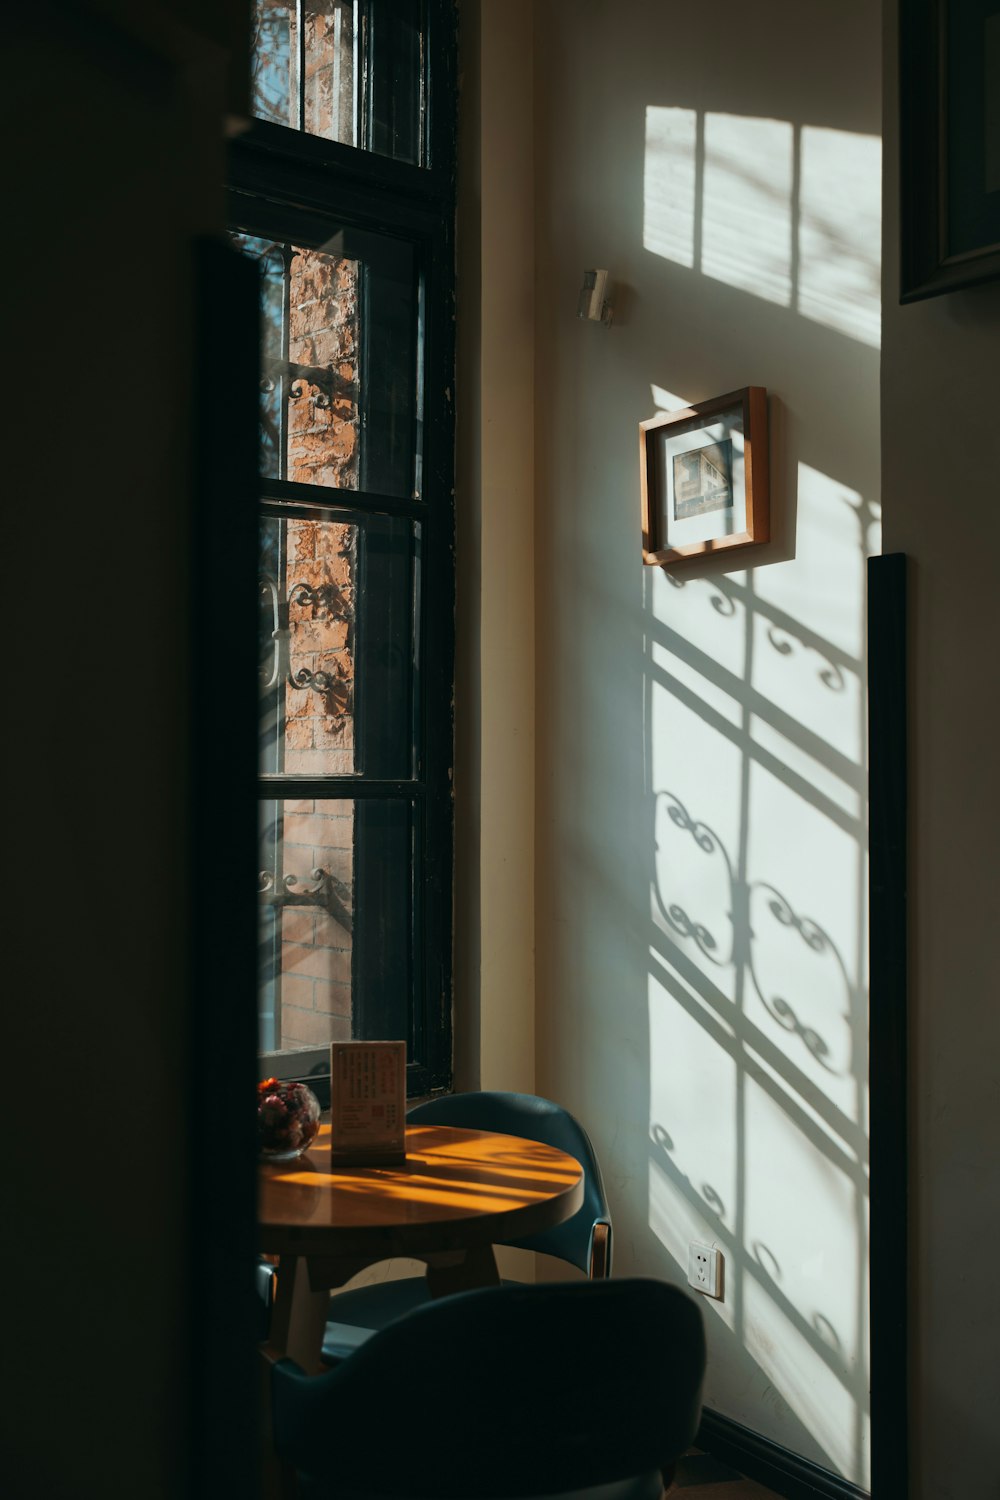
[258,1122,585,1258]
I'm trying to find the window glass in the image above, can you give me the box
[259,512,418,780]
[258,797,412,1054]
[251,0,425,166]
[233,229,419,498]
[235,0,454,1097]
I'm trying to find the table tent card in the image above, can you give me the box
[329,1041,407,1167]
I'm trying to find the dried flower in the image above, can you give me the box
[258,1077,320,1158]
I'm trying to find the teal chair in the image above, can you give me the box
[321,1091,613,1361]
[271,1278,706,1500]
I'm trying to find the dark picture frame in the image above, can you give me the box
[640,387,769,567]
[900,0,1000,301]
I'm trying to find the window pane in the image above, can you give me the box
[259,512,419,779]
[258,797,411,1054]
[306,2,358,144]
[233,228,418,498]
[252,0,299,128]
[260,514,357,776]
[251,1,426,166]
[367,0,424,165]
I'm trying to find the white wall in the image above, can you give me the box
[532,2,881,1484]
[882,3,1000,1493]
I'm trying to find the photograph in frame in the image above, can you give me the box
[640,387,768,566]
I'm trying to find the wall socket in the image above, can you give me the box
[687,1241,723,1299]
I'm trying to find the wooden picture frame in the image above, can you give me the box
[899,0,1000,302]
[640,387,769,567]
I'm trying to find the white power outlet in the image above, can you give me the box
[687,1241,723,1299]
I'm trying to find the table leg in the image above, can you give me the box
[269,1253,331,1376]
[423,1242,501,1297]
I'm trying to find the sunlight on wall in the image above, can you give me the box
[650,383,695,413]
[647,968,738,1344]
[798,128,881,349]
[643,108,881,348]
[645,460,877,1484]
[643,107,697,269]
[743,1273,866,1474]
[703,113,793,307]
[745,1075,866,1387]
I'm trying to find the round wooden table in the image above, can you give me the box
[260,1122,584,1373]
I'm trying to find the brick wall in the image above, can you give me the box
[252,1,356,143]
[304,3,356,143]
[284,517,355,777]
[264,239,360,1053]
[275,797,353,1046]
[287,247,358,488]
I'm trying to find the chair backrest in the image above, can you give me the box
[272,1278,706,1500]
[255,1260,277,1342]
[407,1091,612,1276]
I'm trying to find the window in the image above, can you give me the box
[231,0,456,1097]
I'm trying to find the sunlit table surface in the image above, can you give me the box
[259,1122,584,1374]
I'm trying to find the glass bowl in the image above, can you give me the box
[257,1078,321,1162]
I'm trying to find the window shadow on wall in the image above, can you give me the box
[631,98,880,1484]
[644,505,876,1480]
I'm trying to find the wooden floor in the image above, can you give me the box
[670,1449,786,1498]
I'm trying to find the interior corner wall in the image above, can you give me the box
[532,1,881,1486]
[454,0,537,1095]
[882,3,1000,1494]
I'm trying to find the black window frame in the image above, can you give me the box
[230,0,456,1099]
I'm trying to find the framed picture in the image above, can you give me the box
[900,0,1000,301]
[640,387,769,567]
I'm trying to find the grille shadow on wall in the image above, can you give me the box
[644,519,876,1486]
[639,103,880,1488]
[643,107,881,349]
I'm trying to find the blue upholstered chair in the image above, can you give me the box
[321,1091,612,1360]
[271,1278,706,1500]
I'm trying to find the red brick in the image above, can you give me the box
[277,1006,313,1046]
[283,749,318,774]
[313,714,352,750]
[280,749,355,775]
[285,557,352,595]
[289,426,357,464]
[314,977,352,1016]
[325,524,354,558]
[292,462,357,490]
[293,619,349,652]
[316,810,355,848]
[285,719,314,750]
[286,520,317,563]
[281,942,344,980]
[309,848,352,883]
[285,692,311,721]
[289,258,336,306]
[280,908,315,945]
[280,1007,349,1048]
[314,905,352,943]
[279,974,314,1011]
[293,328,355,367]
[289,299,332,339]
[284,812,343,850]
